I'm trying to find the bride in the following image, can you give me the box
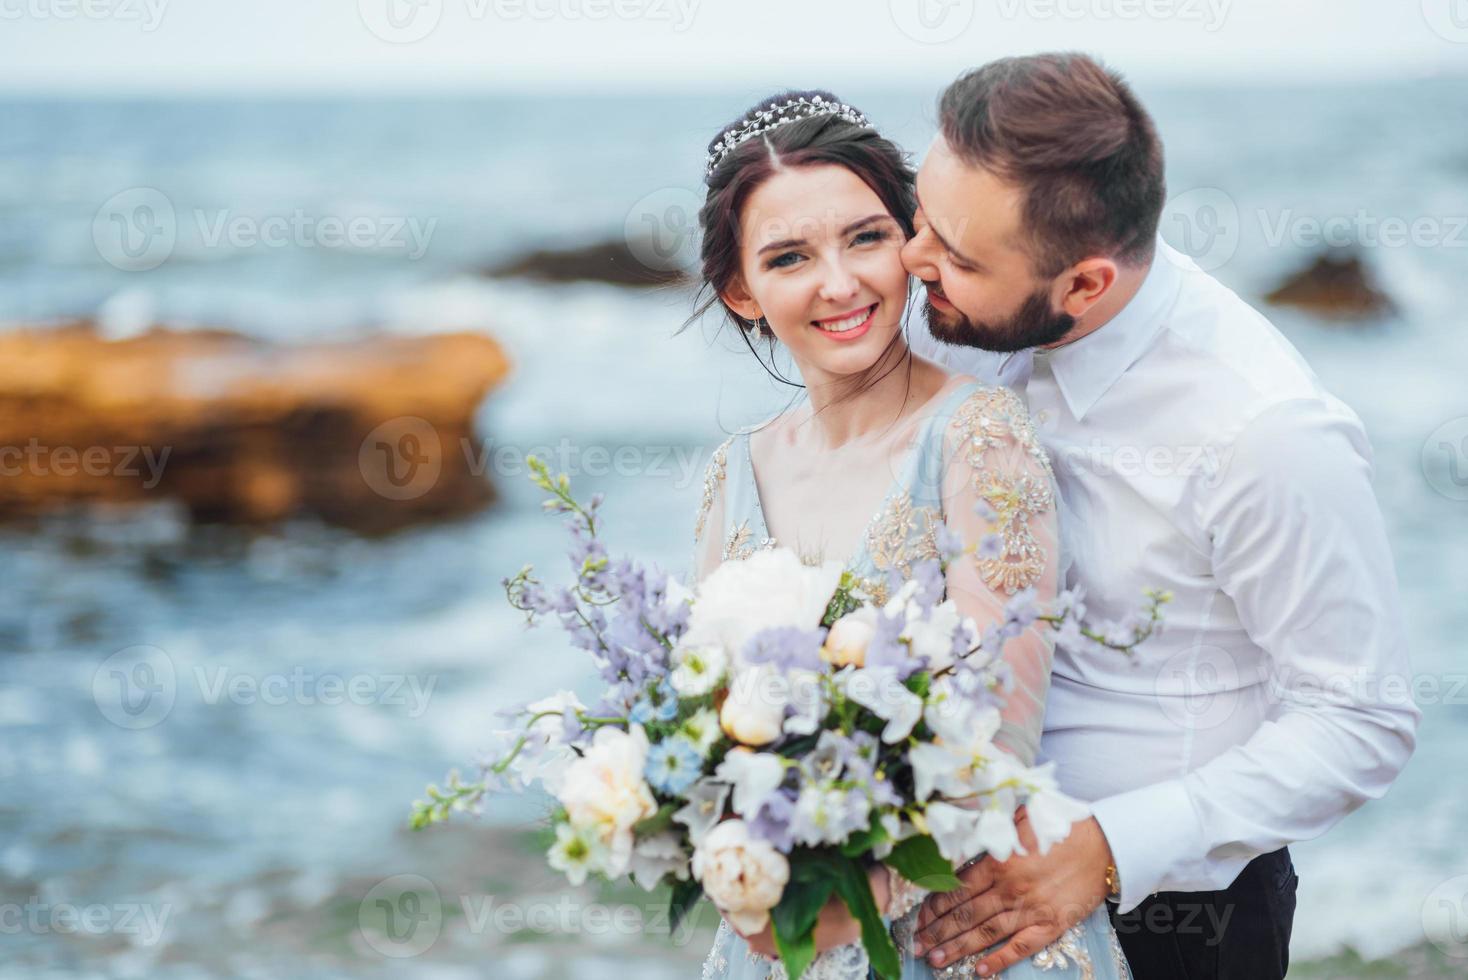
[689,91,1130,979]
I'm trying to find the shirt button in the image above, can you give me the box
[1036,410,1050,423]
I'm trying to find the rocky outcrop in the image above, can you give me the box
[483,238,689,288]
[1264,252,1394,320]
[0,322,511,533]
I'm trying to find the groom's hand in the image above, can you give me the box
[911,810,1113,977]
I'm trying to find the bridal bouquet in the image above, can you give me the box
[412,457,1167,979]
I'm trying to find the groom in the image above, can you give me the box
[900,53,1419,979]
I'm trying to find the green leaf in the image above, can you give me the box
[831,856,902,980]
[667,878,703,936]
[903,670,931,698]
[633,802,678,837]
[839,813,891,858]
[771,870,835,980]
[884,835,962,892]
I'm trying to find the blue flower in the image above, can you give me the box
[629,679,679,724]
[644,736,703,795]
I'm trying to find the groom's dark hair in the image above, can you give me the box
[939,53,1165,276]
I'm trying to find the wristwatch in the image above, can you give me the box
[1104,862,1122,903]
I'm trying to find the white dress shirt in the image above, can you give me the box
[911,238,1420,913]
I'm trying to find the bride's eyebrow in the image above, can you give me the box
[756,214,893,255]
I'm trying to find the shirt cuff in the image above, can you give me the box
[1090,779,1206,914]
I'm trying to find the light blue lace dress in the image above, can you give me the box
[691,378,1131,980]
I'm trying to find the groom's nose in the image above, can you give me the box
[901,227,938,280]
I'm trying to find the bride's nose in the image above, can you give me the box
[816,257,860,303]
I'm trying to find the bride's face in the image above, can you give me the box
[723,164,910,381]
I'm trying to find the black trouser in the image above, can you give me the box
[1106,847,1297,980]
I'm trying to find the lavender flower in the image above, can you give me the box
[741,626,827,673]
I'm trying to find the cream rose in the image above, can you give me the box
[718,665,788,747]
[556,723,658,876]
[820,607,878,668]
[691,818,789,934]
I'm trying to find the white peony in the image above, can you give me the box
[689,549,843,665]
[691,818,790,935]
[1022,763,1092,854]
[628,831,692,891]
[556,723,658,876]
[719,664,789,747]
[712,747,786,816]
[821,607,877,668]
[840,667,923,743]
[902,599,963,672]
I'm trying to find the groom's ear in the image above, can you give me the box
[1056,258,1119,318]
[720,278,760,321]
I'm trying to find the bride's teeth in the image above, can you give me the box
[819,305,873,333]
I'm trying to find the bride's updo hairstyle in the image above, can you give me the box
[691,90,918,350]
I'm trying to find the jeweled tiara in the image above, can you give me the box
[704,95,871,179]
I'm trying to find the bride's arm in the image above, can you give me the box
[937,387,1061,766]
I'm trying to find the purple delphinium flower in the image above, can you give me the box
[790,783,871,847]
[910,558,946,607]
[863,608,923,680]
[935,524,965,564]
[747,787,799,853]
[741,626,827,673]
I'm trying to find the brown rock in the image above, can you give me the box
[1264,252,1394,320]
[484,238,688,288]
[0,321,511,534]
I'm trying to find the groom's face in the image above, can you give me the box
[901,136,1074,353]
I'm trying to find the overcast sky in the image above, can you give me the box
[1,0,1464,95]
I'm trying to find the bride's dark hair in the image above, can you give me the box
[688,89,919,396]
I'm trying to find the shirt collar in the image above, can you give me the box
[1037,236,1188,421]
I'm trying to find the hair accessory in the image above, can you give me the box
[705,95,871,179]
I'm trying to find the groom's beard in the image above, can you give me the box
[923,283,1074,353]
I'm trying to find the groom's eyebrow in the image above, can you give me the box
[756,214,892,255]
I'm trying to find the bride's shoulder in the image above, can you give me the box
[936,375,1047,455]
